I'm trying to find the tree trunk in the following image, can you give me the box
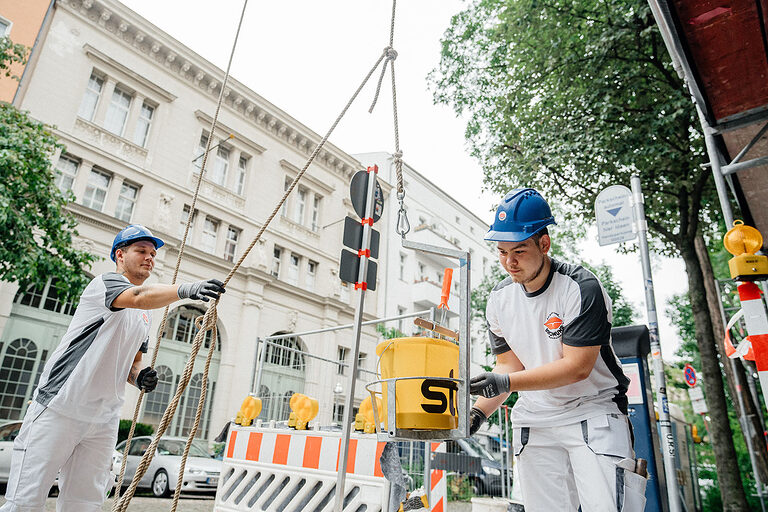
[694,234,768,484]
[681,241,749,510]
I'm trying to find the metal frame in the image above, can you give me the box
[364,238,471,442]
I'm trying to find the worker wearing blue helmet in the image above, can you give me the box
[1,225,226,512]
[468,189,646,511]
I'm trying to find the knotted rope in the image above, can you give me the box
[113,1,409,509]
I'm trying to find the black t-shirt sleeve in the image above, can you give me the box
[486,292,511,355]
[140,337,149,353]
[488,326,511,355]
[562,277,612,347]
[102,273,135,312]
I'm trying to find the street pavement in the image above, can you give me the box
[0,495,216,511]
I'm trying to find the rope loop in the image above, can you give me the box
[368,46,398,113]
[384,46,398,61]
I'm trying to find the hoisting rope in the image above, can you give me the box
[113,0,409,509]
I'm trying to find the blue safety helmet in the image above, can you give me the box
[484,188,556,242]
[110,224,165,262]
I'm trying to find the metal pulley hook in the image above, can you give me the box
[396,191,410,238]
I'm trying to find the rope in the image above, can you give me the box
[113,0,249,508]
[113,6,406,510]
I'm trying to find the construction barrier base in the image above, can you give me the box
[215,425,389,512]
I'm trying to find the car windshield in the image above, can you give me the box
[157,439,209,458]
[461,437,496,460]
[0,422,21,442]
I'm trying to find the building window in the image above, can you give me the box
[286,253,300,285]
[163,305,221,350]
[397,306,406,333]
[337,346,348,375]
[399,254,406,281]
[210,146,229,186]
[271,247,282,278]
[0,339,38,420]
[179,205,197,239]
[311,195,321,232]
[224,226,240,263]
[143,365,173,425]
[357,353,367,379]
[306,260,317,291]
[282,177,291,217]
[236,156,248,195]
[115,181,138,222]
[265,337,305,371]
[82,168,111,211]
[417,262,426,281]
[78,73,103,121]
[0,17,11,37]
[293,188,307,224]
[104,86,132,136]
[201,216,219,254]
[333,402,345,424]
[132,102,154,147]
[178,373,204,437]
[14,278,77,316]
[193,135,207,172]
[54,155,79,194]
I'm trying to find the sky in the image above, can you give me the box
[120,0,690,360]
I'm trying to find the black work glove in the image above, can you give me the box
[470,372,510,398]
[136,367,158,392]
[469,407,487,436]
[178,279,226,302]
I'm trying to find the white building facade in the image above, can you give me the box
[0,0,389,438]
[0,1,498,443]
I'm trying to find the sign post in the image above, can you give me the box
[334,166,381,512]
[629,175,682,512]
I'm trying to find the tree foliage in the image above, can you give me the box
[0,38,95,296]
[0,36,27,81]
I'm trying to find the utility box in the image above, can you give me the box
[612,325,667,512]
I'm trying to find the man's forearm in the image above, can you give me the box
[473,392,511,417]
[508,357,589,391]
[114,283,180,310]
[127,363,141,386]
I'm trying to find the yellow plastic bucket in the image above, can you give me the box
[376,337,459,430]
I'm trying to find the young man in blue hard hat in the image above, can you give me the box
[1,224,226,512]
[468,189,646,511]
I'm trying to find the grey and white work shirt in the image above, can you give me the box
[34,273,150,422]
[487,258,629,428]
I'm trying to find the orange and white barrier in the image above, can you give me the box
[215,425,389,511]
[429,442,447,512]
[737,282,768,398]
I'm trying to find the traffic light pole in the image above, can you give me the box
[334,166,378,512]
[630,175,682,512]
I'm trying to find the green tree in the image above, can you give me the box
[0,37,95,297]
[0,36,27,81]
[431,0,746,506]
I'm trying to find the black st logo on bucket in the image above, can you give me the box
[420,369,458,415]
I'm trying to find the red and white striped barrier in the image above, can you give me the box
[737,282,768,398]
[215,425,388,511]
[429,442,447,512]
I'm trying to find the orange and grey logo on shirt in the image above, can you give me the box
[543,312,564,339]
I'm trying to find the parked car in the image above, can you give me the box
[0,421,22,484]
[112,436,221,497]
[443,437,510,497]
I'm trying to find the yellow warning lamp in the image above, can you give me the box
[289,393,318,430]
[236,395,262,426]
[723,220,768,281]
[692,425,702,444]
[358,395,382,434]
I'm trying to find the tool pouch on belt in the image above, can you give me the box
[616,458,647,511]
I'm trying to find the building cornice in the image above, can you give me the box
[279,159,336,195]
[60,0,362,180]
[83,43,176,102]
[194,110,266,156]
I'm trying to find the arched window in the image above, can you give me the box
[0,339,38,419]
[142,365,174,425]
[265,336,304,370]
[14,279,77,316]
[163,306,221,351]
[177,373,213,439]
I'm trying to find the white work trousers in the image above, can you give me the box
[513,413,647,512]
[0,401,118,512]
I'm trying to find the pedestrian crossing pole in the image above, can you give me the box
[630,175,682,512]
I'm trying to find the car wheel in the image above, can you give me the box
[152,469,170,498]
[471,477,484,496]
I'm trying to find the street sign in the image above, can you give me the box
[339,249,377,290]
[342,216,380,259]
[350,170,383,223]
[688,386,708,414]
[683,364,697,388]
[595,185,637,246]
